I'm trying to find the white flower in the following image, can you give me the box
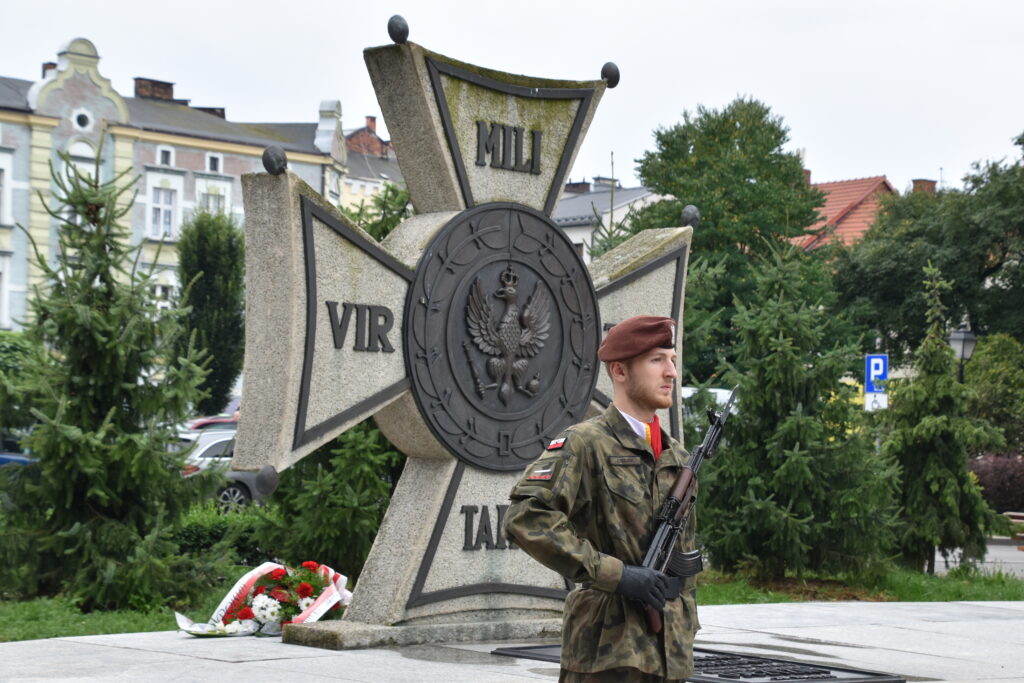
[224,621,242,634]
[298,596,315,612]
[252,593,282,624]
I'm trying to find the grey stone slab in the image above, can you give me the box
[697,600,1024,629]
[694,604,1024,682]
[286,617,562,651]
[256,644,557,681]
[62,630,330,662]
[0,638,182,681]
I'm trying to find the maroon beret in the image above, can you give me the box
[598,315,676,362]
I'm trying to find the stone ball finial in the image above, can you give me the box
[254,465,280,497]
[682,204,701,229]
[601,62,620,89]
[262,145,288,175]
[388,15,410,44]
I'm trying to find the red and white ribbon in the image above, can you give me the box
[292,564,353,624]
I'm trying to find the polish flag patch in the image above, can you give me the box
[527,465,555,481]
[546,437,566,450]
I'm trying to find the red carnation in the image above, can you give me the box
[296,582,314,598]
[238,606,255,620]
[223,612,236,624]
[301,561,319,571]
[269,568,287,581]
[269,588,290,603]
[254,585,266,596]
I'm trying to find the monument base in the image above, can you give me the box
[282,617,562,650]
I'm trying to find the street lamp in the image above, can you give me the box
[947,326,977,383]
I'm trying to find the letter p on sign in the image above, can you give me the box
[865,354,888,394]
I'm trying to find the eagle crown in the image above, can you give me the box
[495,265,519,300]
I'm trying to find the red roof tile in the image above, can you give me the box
[795,176,896,250]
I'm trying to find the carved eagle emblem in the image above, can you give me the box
[465,265,551,405]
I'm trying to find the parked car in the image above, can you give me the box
[0,431,34,467]
[184,413,240,431]
[178,428,265,508]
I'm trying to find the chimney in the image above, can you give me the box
[803,168,812,185]
[564,180,591,194]
[912,179,937,194]
[315,100,342,156]
[41,62,57,78]
[134,77,175,101]
[195,106,226,119]
[365,115,377,133]
[592,176,619,189]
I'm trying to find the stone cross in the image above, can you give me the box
[236,20,693,649]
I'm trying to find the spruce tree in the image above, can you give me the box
[700,242,898,580]
[0,149,215,609]
[881,265,1004,572]
[340,182,411,241]
[632,97,825,380]
[175,210,245,416]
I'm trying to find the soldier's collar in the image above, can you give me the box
[604,403,654,457]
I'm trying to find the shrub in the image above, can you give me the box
[253,419,403,581]
[174,502,266,566]
[969,453,1024,513]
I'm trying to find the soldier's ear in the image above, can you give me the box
[608,360,628,383]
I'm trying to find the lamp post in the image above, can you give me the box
[947,326,977,383]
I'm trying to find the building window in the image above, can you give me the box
[206,153,222,174]
[71,107,94,133]
[151,283,174,311]
[0,169,4,224]
[200,192,225,213]
[150,188,176,239]
[0,253,10,329]
[157,146,174,167]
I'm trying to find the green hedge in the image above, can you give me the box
[173,502,266,566]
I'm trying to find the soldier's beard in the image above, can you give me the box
[622,373,674,414]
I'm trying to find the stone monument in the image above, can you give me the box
[235,16,694,649]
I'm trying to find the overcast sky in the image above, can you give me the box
[4,0,1022,195]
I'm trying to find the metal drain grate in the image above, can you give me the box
[489,645,905,682]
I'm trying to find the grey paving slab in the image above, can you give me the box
[60,630,331,662]
[0,638,182,680]
[693,602,1024,683]
[255,645,558,682]
[1,602,1022,682]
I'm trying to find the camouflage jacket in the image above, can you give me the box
[503,404,699,679]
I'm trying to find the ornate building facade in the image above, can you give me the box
[0,37,402,330]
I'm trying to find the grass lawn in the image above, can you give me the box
[2,565,1021,643]
[0,572,236,644]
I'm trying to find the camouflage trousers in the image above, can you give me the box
[559,668,683,683]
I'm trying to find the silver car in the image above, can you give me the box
[179,428,265,508]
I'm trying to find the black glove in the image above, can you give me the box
[614,565,670,610]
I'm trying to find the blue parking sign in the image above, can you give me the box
[865,354,888,394]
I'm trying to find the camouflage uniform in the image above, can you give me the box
[503,404,699,681]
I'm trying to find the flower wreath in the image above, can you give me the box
[176,561,353,637]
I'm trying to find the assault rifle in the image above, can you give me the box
[641,385,737,633]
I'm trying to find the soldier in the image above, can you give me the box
[503,315,699,682]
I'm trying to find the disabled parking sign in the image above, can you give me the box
[865,354,888,411]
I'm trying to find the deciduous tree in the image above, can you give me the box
[833,133,1024,366]
[632,97,825,380]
